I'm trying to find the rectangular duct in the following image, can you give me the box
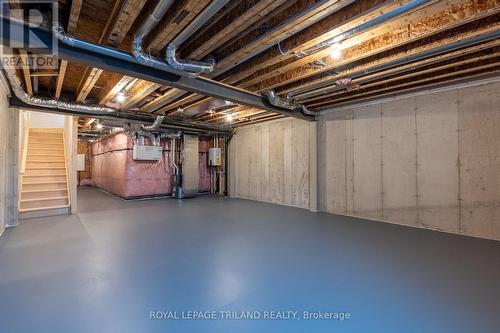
[181,134,199,198]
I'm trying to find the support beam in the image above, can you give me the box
[0,16,314,121]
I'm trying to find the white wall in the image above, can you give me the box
[229,118,317,210]
[318,80,500,241]
[30,112,65,128]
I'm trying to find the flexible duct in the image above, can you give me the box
[3,65,117,115]
[165,0,229,73]
[142,115,165,131]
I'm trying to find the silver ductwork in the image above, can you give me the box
[4,65,117,115]
[141,115,165,131]
[165,0,229,73]
[264,90,316,116]
[265,90,295,110]
[166,45,215,73]
[131,0,178,71]
[135,130,160,146]
[53,23,132,63]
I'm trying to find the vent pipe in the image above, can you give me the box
[141,115,165,131]
[166,0,229,73]
[3,65,117,115]
[264,90,316,116]
[132,0,178,71]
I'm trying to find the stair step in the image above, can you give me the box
[19,204,70,220]
[26,164,66,169]
[27,153,65,157]
[19,204,69,213]
[22,181,67,191]
[26,163,66,168]
[22,175,67,182]
[21,196,68,202]
[23,173,66,177]
[22,189,68,200]
[20,197,69,210]
[23,180,67,185]
[29,142,63,146]
[26,159,65,163]
[27,158,65,161]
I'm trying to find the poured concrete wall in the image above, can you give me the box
[229,118,316,210]
[0,84,18,232]
[319,80,500,241]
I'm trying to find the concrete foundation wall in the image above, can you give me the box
[229,118,315,210]
[0,83,19,232]
[319,80,500,241]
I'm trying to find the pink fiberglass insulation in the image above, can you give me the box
[91,132,213,198]
[91,132,172,198]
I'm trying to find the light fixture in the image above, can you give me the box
[95,123,103,130]
[115,92,126,103]
[329,43,342,60]
[225,114,233,122]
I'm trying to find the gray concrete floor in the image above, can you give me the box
[0,187,499,333]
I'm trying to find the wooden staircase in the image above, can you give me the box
[19,129,70,219]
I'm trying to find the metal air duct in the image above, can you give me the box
[3,65,117,115]
[166,0,230,73]
[264,90,316,116]
[141,115,165,131]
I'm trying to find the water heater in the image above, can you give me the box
[208,148,222,166]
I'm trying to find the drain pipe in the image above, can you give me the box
[264,90,316,116]
[3,65,117,115]
[166,0,229,73]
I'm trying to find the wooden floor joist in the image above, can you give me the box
[12,0,500,127]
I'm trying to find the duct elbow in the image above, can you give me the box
[264,90,295,110]
[166,44,215,74]
[141,115,165,131]
[298,105,317,117]
[265,90,318,117]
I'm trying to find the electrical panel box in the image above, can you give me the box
[76,154,86,171]
[132,145,163,161]
[208,147,222,166]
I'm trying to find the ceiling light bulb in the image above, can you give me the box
[226,114,233,122]
[115,92,126,103]
[330,43,342,59]
[96,123,103,130]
